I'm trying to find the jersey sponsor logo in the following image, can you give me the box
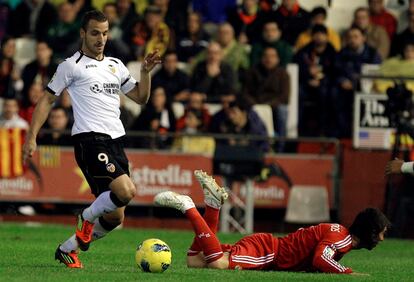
[89,82,120,95]
[106,163,116,173]
[86,64,98,69]
[102,83,120,95]
[90,82,103,94]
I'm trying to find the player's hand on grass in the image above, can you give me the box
[141,49,162,73]
[385,158,404,175]
[23,138,37,164]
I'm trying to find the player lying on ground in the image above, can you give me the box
[154,170,390,273]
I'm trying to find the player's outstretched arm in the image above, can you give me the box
[126,50,162,105]
[385,158,411,175]
[23,91,57,162]
[312,244,353,274]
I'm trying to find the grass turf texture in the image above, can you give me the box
[1,223,414,281]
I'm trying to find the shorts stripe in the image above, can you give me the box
[231,253,275,265]
[231,257,274,265]
[204,251,223,260]
[232,253,274,260]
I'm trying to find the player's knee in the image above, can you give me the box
[114,182,136,204]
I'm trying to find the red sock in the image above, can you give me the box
[185,208,223,263]
[188,206,220,254]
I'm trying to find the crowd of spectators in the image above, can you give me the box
[1,0,413,153]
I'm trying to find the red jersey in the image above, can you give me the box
[228,223,353,273]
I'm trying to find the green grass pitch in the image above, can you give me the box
[1,222,414,281]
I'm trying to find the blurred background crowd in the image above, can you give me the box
[1,0,413,153]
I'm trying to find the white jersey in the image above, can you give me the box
[47,51,138,139]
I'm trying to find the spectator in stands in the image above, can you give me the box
[172,108,215,155]
[127,5,173,60]
[72,0,95,20]
[153,0,189,36]
[176,91,211,132]
[294,25,337,137]
[209,92,237,133]
[334,26,382,138]
[55,90,74,128]
[295,6,341,52]
[375,42,414,94]
[191,42,236,102]
[192,0,237,35]
[37,106,72,146]
[21,41,57,106]
[129,86,176,149]
[391,11,414,57]
[176,12,210,63]
[118,0,140,44]
[396,0,414,33]
[0,2,11,42]
[102,2,132,62]
[369,0,397,40]
[250,21,293,67]
[0,36,20,99]
[227,0,268,44]
[0,98,29,129]
[19,82,44,123]
[152,50,190,103]
[46,2,81,61]
[352,7,390,60]
[192,23,249,91]
[211,98,269,152]
[271,0,310,45]
[9,0,57,40]
[243,46,290,141]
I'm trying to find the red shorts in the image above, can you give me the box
[228,233,278,270]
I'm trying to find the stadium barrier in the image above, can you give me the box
[0,131,339,211]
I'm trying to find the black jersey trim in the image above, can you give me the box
[109,58,119,64]
[79,50,105,61]
[46,86,56,95]
[121,75,131,86]
[75,52,84,64]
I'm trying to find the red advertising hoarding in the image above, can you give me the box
[0,147,335,208]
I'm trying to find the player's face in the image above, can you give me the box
[81,20,109,58]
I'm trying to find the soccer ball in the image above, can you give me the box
[135,238,172,273]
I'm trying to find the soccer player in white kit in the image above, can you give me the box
[22,10,161,268]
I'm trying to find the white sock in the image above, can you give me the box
[60,234,78,253]
[82,191,118,222]
[92,218,111,241]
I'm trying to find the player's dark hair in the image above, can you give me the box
[349,208,390,250]
[81,10,107,31]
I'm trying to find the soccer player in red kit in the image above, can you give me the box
[154,170,390,274]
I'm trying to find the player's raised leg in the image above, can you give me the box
[154,191,229,269]
[187,170,228,263]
